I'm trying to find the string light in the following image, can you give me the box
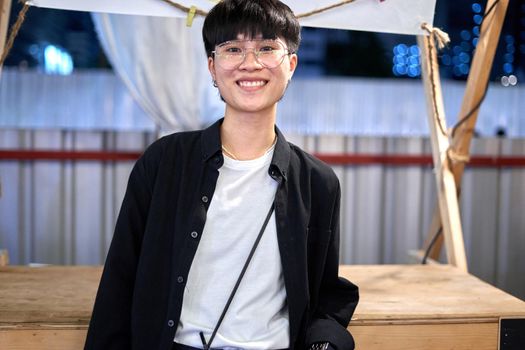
[392,44,420,78]
[44,45,73,75]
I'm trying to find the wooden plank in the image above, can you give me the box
[2,265,525,349]
[422,0,509,261]
[349,322,498,350]
[0,266,101,324]
[340,265,525,322]
[452,0,509,160]
[0,249,8,266]
[0,0,12,76]
[418,33,468,271]
[0,329,88,350]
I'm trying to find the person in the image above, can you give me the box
[84,0,359,349]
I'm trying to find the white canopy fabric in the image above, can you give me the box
[92,15,223,131]
[28,0,438,131]
[30,0,436,35]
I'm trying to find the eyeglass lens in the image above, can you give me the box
[214,40,288,70]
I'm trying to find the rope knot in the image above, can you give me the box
[447,147,470,164]
[421,22,450,50]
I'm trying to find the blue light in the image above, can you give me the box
[473,26,480,36]
[394,64,407,75]
[44,45,73,75]
[460,30,471,41]
[453,45,462,55]
[503,63,514,74]
[409,45,420,56]
[472,3,482,13]
[506,44,515,54]
[393,55,406,65]
[453,65,462,76]
[397,44,408,55]
[452,55,461,66]
[459,52,470,63]
[393,44,408,56]
[504,53,514,63]
[473,14,483,25]
[472,37,479,47]
[408,56,420,65]
[407,65,421,78]
[441,54,452,66]
[28,44,39,56]
[392,66,400,76]
[459,63,469,75]
[461,41,471,52]
[505,35,515,44]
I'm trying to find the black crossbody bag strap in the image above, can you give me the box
[199,201,276,350]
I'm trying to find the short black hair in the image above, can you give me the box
[202,0,301,57]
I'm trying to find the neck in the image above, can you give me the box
[221,109,277,161]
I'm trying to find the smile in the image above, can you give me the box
[237,80,267,88]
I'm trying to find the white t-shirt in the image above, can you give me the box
[174,145,290,349]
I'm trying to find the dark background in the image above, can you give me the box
[4,1,525,82]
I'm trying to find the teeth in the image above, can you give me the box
[238,80,266,87]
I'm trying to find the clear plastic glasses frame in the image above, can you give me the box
[212,39,291,70]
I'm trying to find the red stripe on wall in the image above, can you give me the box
[0,150,525,167]
[314,154,525,167]
[0,150,141,161]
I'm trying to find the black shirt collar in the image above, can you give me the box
[200,118,290,181]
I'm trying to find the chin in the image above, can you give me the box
[226,98,278,114]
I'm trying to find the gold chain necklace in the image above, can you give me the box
[221,135,277,161]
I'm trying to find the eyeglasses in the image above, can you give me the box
[212,39,291,70]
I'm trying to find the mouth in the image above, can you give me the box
[236,80,268,89]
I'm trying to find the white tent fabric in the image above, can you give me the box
[30,0,436,35]
[91,14,224,131]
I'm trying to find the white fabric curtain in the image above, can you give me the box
[91,14,224,131]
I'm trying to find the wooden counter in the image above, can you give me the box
[342,265,525,350]
[1,265,524,349]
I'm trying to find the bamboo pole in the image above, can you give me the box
[421,0,509,260]
[418,33,468,271]
[0,0,11,77]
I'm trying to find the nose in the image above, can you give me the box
[238,48,263,70]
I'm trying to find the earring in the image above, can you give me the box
[213,80,218,88]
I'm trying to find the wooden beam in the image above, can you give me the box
[0,0,12,77]
[418,34,468,271]
[451,0,509,181]
[421,0,509,260]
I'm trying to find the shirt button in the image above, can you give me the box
[202,196,209,203]
[167,320,175,327]
[177,276,184,283]
[190,231,198,238]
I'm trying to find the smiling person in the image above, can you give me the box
[84,1,358,350]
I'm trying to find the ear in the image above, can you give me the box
[287,53,298,79]
[208,56,216,81]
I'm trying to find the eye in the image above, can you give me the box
[223,46,243,54]
[259,46,275,53]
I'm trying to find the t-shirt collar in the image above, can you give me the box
[200,117,290,182]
